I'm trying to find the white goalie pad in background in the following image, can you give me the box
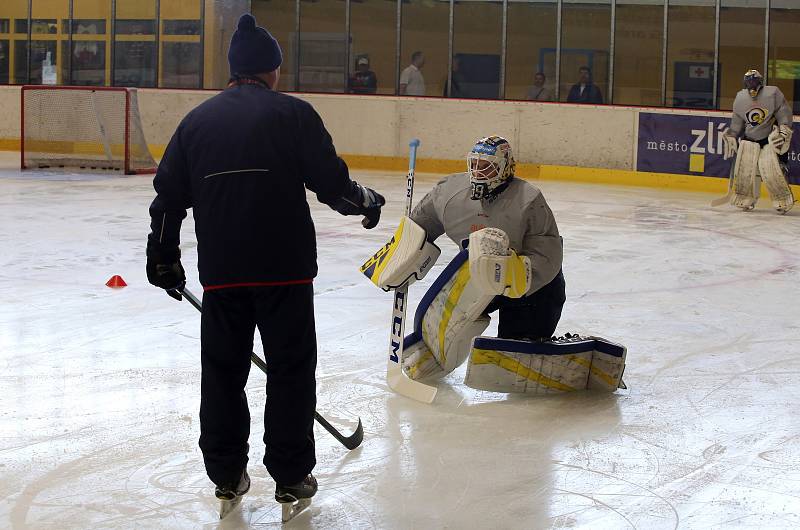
[731,139,761,210]
[464,335,626,394]
[402,249,495,380]
[360,216,441,290]
[758,144,795,213]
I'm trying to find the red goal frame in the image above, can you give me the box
[20,85,156,175]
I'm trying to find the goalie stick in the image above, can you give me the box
[384,139,438,404]
[177,286,364,451]
[711,157,738,207]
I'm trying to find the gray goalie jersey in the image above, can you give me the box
[730,86,792,142]
[410,173,562,295]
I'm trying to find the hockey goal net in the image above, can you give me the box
[21,86,157,174]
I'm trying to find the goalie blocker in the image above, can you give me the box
[360,216,441,290]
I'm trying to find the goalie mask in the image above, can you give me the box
[743,69,764,99]
[467,135,515,200]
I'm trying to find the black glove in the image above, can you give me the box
[146,240,186,301]
[331,181,386,229]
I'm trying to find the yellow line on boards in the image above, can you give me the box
[2,138,799,195]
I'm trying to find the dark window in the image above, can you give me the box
[400,0,449,97]
[770,2,800,114]
[349,0,395,95]
[718,0,766,110]
[72,41,106,85]
[20,40,58,84]
[0,19,10,33]
[115,19,156,36]
[66,19,106,35]
[506,1,557,102]
[560,0,611,104]
[666,1,715,109]
[14,39,26,83]
[162,20,201,36]
[114,41,156,87]
[452,1,503,100]
[0,40,9,84]
[613,0,664,106]
[162,42,202,88]
[31,19,57,35]
[298,0,346,93]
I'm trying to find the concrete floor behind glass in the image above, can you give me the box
[1,152,799,529]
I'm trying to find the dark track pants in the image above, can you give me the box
[199,283,317,487]
[485,269,566,340]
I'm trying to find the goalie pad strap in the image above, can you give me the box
[464,335,626,394]
[360,216,441,290]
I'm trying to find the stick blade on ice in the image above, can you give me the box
[386,359,437,404]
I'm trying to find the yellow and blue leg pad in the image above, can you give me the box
[402,248,495,381]
[464,335,627,394]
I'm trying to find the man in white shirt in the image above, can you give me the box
[399,51,426,96]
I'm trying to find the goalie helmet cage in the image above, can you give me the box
[21,85,158,175]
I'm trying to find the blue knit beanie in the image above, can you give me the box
[228,14,282,76]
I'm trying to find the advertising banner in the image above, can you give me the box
[637,112,800,185]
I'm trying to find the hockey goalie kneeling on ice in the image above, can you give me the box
[361,135,625,394]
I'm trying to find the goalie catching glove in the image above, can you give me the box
[468,228,531,298]
[768,124,793,156]
[360,216,441,290]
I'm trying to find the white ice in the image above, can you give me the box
[2,151,800,529]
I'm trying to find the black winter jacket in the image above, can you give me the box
[148,80,351,289]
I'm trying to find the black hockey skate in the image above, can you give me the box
[275,474,317,523]
[215,470,250,519]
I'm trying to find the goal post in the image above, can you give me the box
[21,86,158,175]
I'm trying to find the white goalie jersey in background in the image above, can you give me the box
[728,85,792,142]
[720,81,796,213]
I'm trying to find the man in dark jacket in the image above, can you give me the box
[349,57,378,94]
[145,13,384,516]
[566,66,604,104]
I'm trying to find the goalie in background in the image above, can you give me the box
[720,69,795,213]
[362,136,625,395]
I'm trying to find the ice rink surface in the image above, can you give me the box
[2,152,800,529]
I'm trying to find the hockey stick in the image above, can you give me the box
[177,287,364,451]
[711,157,737,207]
[384,139,438,404]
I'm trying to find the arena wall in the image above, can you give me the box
[2,85,798,194]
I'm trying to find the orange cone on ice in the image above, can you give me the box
[106,275,127,288]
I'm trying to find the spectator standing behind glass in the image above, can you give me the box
[400,51,426,96]
[349,57,377,94]
[527,72,553,102]
[566,66,603,104]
